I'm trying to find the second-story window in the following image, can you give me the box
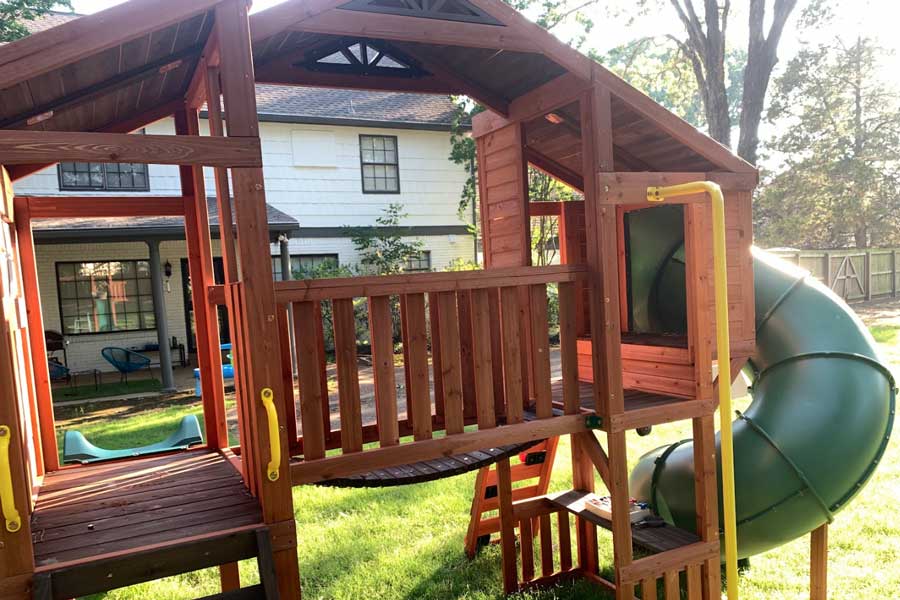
[359,135,400,193]
[58,162,149,192]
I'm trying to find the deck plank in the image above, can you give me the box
[32,450,262,568]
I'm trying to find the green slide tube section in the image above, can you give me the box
[629,246,896,558]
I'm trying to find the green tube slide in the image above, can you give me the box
[625,208,896,559]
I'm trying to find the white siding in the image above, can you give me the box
[13,119,470,230]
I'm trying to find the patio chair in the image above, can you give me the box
[48,359,70,383]
[101,347,152,383]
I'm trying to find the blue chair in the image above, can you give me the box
[101,347,151,383]
[48,360,70,383]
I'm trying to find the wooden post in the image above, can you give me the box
[810,524,828,600]
[824,252,832,288]
[496,457,519,594]
[214,2,301,598]
[11,196,58,471]
[0,179,36,587]
[864,251,872,301]
[174,108,228,450]
[893,251,898,298]
[582,84,629,596]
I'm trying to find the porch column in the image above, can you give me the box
[278,235,291,281]
[147,239,176,392]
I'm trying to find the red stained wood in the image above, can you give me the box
[368,295,399,447]
[436,291,464,435]
[331,298,363,453]
[401,293,432,441]
[293,301,326,460]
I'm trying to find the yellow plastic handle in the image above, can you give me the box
[0,425,22,533]
[646,181,739,600]
[260,388,281,482]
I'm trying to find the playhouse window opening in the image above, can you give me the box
[56,260,156,335]
[622,204,688,339]
[360,135,400,193]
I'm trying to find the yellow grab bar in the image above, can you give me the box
[0,425,22,533]
[260,388,281,482]
[646,181,739,600]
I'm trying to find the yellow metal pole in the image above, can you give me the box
[0,425,22,533]
[647,181,739,600]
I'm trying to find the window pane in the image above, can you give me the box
[56,260,156,334]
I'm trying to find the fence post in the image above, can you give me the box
[865,251,872,301]
[824,252,831,288]
[893,251,898,298]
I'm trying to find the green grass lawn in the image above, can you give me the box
[52,378,161,403]
[66,317,900,600]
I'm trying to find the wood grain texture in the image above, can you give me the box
[436,291,464,435]
[368,295,399,447]
[0,130,261,167]
[293,301,326,460]
[401,294,432,441]
[332,298,363,453]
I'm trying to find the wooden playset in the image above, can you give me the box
[0,0,894,599]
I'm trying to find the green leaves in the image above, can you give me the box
[0,0,72,43]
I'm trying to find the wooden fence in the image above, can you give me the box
[767,248,900,303]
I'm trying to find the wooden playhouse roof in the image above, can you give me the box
[0,0,755,183]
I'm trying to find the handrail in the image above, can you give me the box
[646,180,739,600]
[260,388,281,482]
[208,264,588,305]
[0,425,22,533]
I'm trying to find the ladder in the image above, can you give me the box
[464,437,559,558]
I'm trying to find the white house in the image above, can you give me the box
[17,15,473,376]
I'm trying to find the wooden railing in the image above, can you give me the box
[263,265,590,485]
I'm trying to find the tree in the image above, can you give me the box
[350,202,425,275]
[599,39,745,131]
[0,0,71,43]
[625,0,799,164]
[755,38,900,249]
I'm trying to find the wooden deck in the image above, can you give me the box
[31,450,262,569]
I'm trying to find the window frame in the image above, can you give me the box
[55,259,157,336]
[358,134,401,195]
[271,253,340,279]
[57,161,151,192]
[404,250,432,273]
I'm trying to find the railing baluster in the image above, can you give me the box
[332,298,362,453]
[500,286,524,424]
[436,291,464,435]
[685,563,702,599]
[539,513,553,577]
[293,301,326,460]
[401,293,432,440]
[558,281,579,415]
[470,288,495,429]
[313,301,331,442]
[457,289,477,421]
[368,295,398,447]
[529,284,552,419]
[557,510,572,572]
[428,293,445,420]
[520,517,535,582]
[488,287,506,422]
[277,306,300,457]
[663,570,679,599]
[641,577,657,600]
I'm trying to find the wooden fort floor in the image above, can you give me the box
[30,450,262,569]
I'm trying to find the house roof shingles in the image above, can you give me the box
[32,197,299,243]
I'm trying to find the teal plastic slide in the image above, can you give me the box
[63,414,204,464]
[622,206,895,558]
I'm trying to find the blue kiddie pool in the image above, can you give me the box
[194,343,235,396]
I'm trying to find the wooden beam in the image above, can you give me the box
[11,197,58,472]
[18,196,186,219]
[524,147,584,191]
[810,524,828,600]
[0,131,261,168]
[250,0,352,43]
[0,0,220,90]
[7,99,183,183]
[473,73,592,138]
[288,9,539,54]
[255,62,456,95]
[617,541,719,585]
[263,264,586,303]
[291,414,588,485]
